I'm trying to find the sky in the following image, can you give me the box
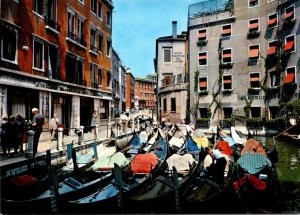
[112,0,201,78]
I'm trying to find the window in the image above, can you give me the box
[98,68,102,86]
[91,0,97,14]
[268,13,277,28]
[198,29,207,40]
[223,75,232,90]
[33,39,44,71]
[199,77,207,91]
[198,52,207,65]
[223,107,232,119]
[1,27,17,64]
[164,49,171,62]
[98,32,103,52]
[90,63,98,88]
[107,70,111,87]
[268,41,277,56]
[106,10,111,27]
[284,67,296,84]
[106,38,111,57]
[98,2,102,19]
[90,26,97,53]
[163,98,167,112]
[221,24,231,37]
[34,0,43,15]
[249,0,259,7]
[249,45,259,60]
[79,0,84,4]
[284,5,295,21]
[67,8,86,47]
[269,107,279,119]
[65,53,84,85]
[171,98,176,112]
[249,19,259,32]
[270,71,279,87]
[250,73,260,88]
[251,107,261,118]
[284,35,295,53]
[199,108,208,118]
[222,49,232,63]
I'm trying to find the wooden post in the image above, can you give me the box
[93,141,98,160]
[48,166,60,213]
[72,148,78,171]
[172,167,180,213]
[57,127,64,150]
[114,163,124,214]
[66,142,73,161]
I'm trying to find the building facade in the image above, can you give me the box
[134,78,156,110]
[188,0,299,125]
[125,68,135,111]
[154,21,189,124]
[0,0,114,139]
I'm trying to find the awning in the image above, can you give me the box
[285,11,294,19]
[101,96,113,101]
[249,48,259,58]
[268,17,277,25]
[268,46,276,55]
[223,53,231,58]
[284,40,294,51]
[199,32,206,39]
[223,79,232,83]
[199,53,207,59]
[222,28,231,35]
[284,73,295,84]
[199,81,207,87]
[249,23,258,30]
[250,77,260,81]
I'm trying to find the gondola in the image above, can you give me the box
[1,132,143,214]
[66,129,169,214]
[233,138,277,212]
[127,131,205,213]
[181,137,235,213]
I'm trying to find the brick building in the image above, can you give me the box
[134,78,156,110]
[0,0,113,139]
[188,0,299,125]
[125,68,135,111]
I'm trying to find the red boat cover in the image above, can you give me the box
[233,175,266,191]
[216,140,232,156]
[241,139,267,156]
[10,174,38,186]
[131,153,158,174]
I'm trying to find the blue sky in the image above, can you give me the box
[112,0,201,78]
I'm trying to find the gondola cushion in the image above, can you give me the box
[10,174,39,186]
[216,140,232,156]
[131,153,158,173]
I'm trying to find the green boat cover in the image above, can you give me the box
[237,152,272,174]
[91,152,129,171]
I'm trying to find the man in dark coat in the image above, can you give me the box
[15,113,25,153]
[31,108,45,156]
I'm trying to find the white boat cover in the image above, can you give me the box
[166,154,195,172]
[231,127,246,145]
[91,152,129,170]
[169,136,185,148]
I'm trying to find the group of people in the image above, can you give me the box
[0,113,26,156]
[1,108,60,157]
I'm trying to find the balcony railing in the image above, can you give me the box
[90,82,98,88]
[90,44,98,53]
[44,17,60,32]
[67,31,87,47]
[80,80,87,86]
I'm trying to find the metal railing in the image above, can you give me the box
[67,31,87,47]
[44,17,61,32]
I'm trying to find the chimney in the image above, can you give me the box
[172,21,177,39]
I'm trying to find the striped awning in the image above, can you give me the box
[249,23,258,30]
[268,46,276,55]
[268,17,277,25]
[284,73,295,84]
[284,40,294,52]
[249,48,259,58]
[237,152,272,175]
[285,11,294,19]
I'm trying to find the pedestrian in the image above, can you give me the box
[1,115,9,156]
[49,113,59,141]
[31,108,45,156]
[7,115,18,156]
[15,113,25,153]
[91,110,98,132]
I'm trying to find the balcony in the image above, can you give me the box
[80,80,87,86]
[90,82,98,88]
[90,44,98,54]
[67,31,87,47]
[45,17,60,34]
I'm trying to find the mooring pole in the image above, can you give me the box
[114,163,124,214]
[172,166,180,213]
[48,166,60,213]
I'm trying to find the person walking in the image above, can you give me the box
[31,108,45,156]
[1,115,9,156]
[15,113,25,153]
[49,113,59,141]
[91,110,98,132]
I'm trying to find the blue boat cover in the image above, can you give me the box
[222,136,236,146]
[237,152,272,174]
[187,138,199,152]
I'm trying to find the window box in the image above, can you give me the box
[199,90,208,96]
[220,62,233,68]
[197,39,207,46]
[248,88,260,95]
[196,118,210,128]
[246,117,264,130]
[247,30,260,38]
[222,89,233,95]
